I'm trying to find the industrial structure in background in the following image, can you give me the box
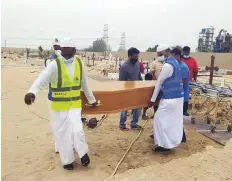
[103,24,109,51]
[198,27,232,53]
[118,32,126,52]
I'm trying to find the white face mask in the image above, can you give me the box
[183,55,190,59]
[158,55,166,62]
[55,50,61,56]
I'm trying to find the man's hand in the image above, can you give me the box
[24,93,36,105]
[90,101,98,107]
[148,101,155,108]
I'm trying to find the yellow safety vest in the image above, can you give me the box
[50,56,82,111]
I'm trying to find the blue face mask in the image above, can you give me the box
[159,55,165,62]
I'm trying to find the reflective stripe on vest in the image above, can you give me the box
[50,57,82,111]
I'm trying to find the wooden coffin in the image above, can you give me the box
[81,79,156,114]
[227,71,232,75]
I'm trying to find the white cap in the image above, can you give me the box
[157,44,170,52]
[52,38,60,46]
[60,37,75,48]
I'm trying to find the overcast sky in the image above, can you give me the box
[1,0,232,51]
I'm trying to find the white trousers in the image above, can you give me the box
[49,108,88,165]
[153,97,183,149]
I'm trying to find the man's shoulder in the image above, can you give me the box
[120,60,129,67]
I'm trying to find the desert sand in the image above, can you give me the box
[1,52,232,181]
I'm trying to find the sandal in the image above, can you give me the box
[81,154,90,167]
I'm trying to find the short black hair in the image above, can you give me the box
[170,48,182,56]
[183,46,190,52]
[145,73,153,80]
[128,47,140,57]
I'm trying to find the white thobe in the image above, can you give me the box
[151,63,183,149]
[28,56,96,165]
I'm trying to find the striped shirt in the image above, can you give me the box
[150,59,164,80]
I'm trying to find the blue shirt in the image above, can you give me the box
[179,61,190,102]
[119,60,142,81]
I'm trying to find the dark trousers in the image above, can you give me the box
[183,101,189,113]
[182,102,188,142]
[182,129,186,143]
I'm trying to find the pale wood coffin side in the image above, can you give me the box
[81,81,155,114]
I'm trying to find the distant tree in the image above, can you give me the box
[92,39,107,52]
[84,46,93,52]
[146,45,159,52]
[83,39,107,52]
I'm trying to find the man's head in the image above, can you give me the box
[60,38,76,60]
[145,73,153,80]
[170,48,182,61]
[182,46,190,59]
[52,39,61,56]
[157,44,171,62]
[128,47,140,64]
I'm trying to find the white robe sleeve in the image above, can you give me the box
[150,63,174,102]
[81,64,96,104]
[28,62,56,95]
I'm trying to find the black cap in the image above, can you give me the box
[183,46,190,52]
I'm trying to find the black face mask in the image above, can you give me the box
[130,58,138,63]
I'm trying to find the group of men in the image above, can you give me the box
[24,38,198,170]
[119,44,198,152]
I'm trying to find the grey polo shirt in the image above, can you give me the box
[119,60,142,81]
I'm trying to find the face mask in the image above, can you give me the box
[130,58,138,63]
[158,55,165,62]
[55,50,61,56]
[183,55,190,59]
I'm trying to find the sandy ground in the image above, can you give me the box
[1,54,232,181]
[108,140,232,181]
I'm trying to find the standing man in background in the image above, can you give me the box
[171,48,191,143]
[119,47,142,130]
[45,39,62,153]
[171,48,190,117]
[45,38,61,67]
[181,46,198,81]
[149,46,166,80]
[139,58,145,74]
[142,45,166,120]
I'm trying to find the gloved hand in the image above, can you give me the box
[24,93,35,105]
[87,118,98,128]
